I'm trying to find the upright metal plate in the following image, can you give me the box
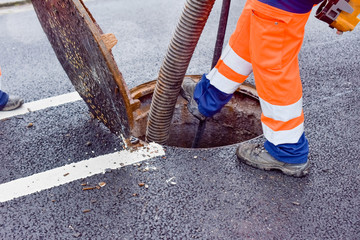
[31,0,135,137]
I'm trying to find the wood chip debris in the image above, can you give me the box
[63,173,69,177]
[81,182,106,190]
[27,123,33,128]
[82,209,91,213]
[138,182,145,187]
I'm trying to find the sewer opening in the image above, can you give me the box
[131,80,262,148]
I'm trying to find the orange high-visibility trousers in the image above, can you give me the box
[207,0,311,145]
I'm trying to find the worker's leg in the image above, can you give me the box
[182,0,311,176]
[181,2,253,119]
[243,0,311,166]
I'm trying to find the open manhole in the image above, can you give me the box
[32,0,262,148]
[131,75,262,148]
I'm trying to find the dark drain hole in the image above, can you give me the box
[132,84,262,148]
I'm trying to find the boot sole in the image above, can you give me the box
[237,155,310,178]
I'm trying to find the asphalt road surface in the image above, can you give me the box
[0,0,359,239]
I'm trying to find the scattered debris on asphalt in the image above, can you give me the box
[81,181,107,191]
[138,163,157,172]
[166,177,177,185]
[130,136,139,144]
[73,232,82,238]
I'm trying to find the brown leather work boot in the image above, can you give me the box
[236,143,310,177]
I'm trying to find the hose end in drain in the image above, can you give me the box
[146,0,216,145]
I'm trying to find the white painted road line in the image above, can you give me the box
[0,92,82,120]
[0,142,165,203]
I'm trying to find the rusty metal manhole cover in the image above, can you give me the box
[32,0,139,138]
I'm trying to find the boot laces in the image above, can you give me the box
[254,144,266,155]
